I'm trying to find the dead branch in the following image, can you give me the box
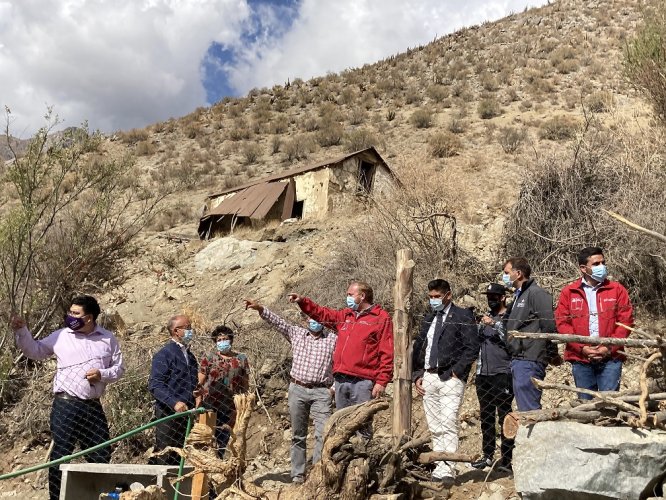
[398,434,431,452]
[503,408,602,439]
[604,210,666,244]
[640,352,663,426]
[531,378,641,414]
[508,331,663,348]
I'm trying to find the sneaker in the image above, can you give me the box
[470,457,493,470]
[292,476,305,484]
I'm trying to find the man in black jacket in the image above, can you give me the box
[471,283,513,472]
[503,257,558,411]
[412,279,479,484]
[148,314,199,465]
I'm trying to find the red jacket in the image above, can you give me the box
[555,278,633,363]
[299,297,394,386]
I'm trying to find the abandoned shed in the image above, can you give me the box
[198,147,398,239]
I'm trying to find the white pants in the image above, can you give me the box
[422,371,465,478]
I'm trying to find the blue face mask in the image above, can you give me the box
[216,339,232,352]
[589,263,608,282]
[502,273,513,288]
[182,329,194,345]
[346,295,359,311]
[308,319,323,333]
[429,298,444,311]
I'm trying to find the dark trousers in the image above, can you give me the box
[511,359,546,411]
[149,405,190,466]
[475,374,514,464]
[49,397,111,500]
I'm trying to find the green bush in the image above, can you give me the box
[624,5,666,124]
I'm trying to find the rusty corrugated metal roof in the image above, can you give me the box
[206,146,393,199]
[202,181,287,220]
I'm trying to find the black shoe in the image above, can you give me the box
[470,457,492,470]
[496,461,512,474]
[432,475,455,488]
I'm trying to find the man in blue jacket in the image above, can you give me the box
[148,314,198,465]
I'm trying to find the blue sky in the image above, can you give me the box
[0,0,547,134]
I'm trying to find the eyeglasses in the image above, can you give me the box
[174,325,192,331]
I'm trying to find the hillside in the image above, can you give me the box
[1,0,664,499]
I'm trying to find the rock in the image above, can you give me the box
[514,421,666,500]
[194,236,280,273]
[259,358,278,377]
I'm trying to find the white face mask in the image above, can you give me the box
[182,329,194,345]
[502,273,513,288]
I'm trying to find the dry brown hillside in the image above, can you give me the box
[2,1,665,499]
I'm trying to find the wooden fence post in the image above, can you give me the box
[190,410,216,500]
[392,248,414,447]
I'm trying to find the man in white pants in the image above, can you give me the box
[412,279,479,486]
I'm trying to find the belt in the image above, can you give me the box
[290,377,330,389]
[54,392,99,403]
[333,373,367,383]
[425,367,438,373]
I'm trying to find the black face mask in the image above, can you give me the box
[488,300,502,311]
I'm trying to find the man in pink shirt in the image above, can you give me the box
[12,295,125,500]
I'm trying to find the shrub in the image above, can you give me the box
[241,142,262,164]
[429,131,462,158]
[479,72,499,92]
[345,128,378,152]
[271,136,281,155]
[135,140,157,156]
[119,128,149,145]
[349,107,367,125]
[410,109,434,129]
[539,115,581,141]
[448,119,466,134]
[624,5,666,125]
[498,126,527,153]
[316,120,344,147]
[585,91,614,113]
[501,125,666,314]
[477,98,502,119]
[386,109,396,121]
[228,118,251,141]
[283,135,315,162]
[426,85,450,102]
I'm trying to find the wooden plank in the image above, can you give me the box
[392,248,414,447]
[190,411,217,500]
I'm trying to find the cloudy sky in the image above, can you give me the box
[0,0,546,136]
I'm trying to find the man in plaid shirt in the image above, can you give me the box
[245,298,337,484]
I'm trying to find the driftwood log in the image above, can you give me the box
[503,408,602,439]
[299,399,390,498]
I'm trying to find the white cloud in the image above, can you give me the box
[0,0,546,135]
[225,0,547,94]
[0,0,250,135]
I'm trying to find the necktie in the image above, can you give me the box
[428,312,444,368]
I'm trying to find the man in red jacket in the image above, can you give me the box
[288,281,394,413]
[555,247,634,399]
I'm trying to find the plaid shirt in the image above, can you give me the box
[261,307,337,385]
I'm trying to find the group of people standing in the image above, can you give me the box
[10,246,633,498]
[410,248,633,484]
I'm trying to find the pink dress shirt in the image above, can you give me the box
[15,325,125,399]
